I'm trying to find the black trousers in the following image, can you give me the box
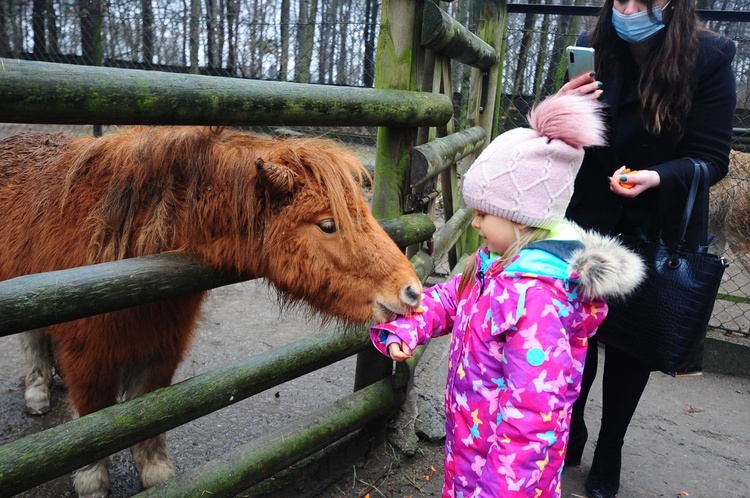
[570,337,652,453]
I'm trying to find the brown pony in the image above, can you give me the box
[0,127,422,498]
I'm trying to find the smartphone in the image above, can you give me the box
[566,46,596,79]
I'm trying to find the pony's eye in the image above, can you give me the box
[317,218,336,234]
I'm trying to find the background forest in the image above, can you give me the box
[1,0,748,111]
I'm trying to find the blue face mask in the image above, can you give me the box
[611,2,669,44]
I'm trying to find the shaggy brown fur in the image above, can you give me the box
[709,150,750,276]
[0,127,421,497]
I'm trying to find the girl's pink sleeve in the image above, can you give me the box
[480,287,572,495]
[369,275,461,357]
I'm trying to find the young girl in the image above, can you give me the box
[370,94,646,498]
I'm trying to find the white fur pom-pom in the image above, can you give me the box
[527,94,607,149]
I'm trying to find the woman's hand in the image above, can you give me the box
[387,341,413,362]
[609,166,661,197]
[558,72,603,99]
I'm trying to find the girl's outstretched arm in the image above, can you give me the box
[370,274,461,358]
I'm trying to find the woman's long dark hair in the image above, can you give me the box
[591,0,704,137]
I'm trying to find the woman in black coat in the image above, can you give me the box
[559,1,736,497]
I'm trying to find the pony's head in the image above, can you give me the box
[249,138,422,324]
[187,130,423,324]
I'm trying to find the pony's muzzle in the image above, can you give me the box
[400,284,422,308]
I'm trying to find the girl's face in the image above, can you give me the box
[471,211,523,254]
[613,0,669,15]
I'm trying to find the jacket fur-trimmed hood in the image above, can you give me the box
[569,226,646,301]
[502,222,646,302]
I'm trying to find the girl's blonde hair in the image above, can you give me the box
[456,224,551,298]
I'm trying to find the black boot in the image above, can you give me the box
[565,424,588,467]
[585,446,621,498]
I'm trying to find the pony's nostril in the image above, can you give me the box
[402,284,421,305]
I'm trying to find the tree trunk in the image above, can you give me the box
[0,1,9,57]
[532,1,551,99]
[362,0,377,87]
[205,0,218,69]
[279,0,290,81]
[190,0,201,74]
[336,0,349,85]
[32,0,45,58]
[226,0,238,76]
[78,0,103,66]
[46,0,58,55]
[512,0,539,97]
[142,0,153,64]
[295,0,316,83]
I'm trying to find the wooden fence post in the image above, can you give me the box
[354,0,425,392]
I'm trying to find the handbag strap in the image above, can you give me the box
[680,159,711,250]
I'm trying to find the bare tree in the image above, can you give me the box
[295,0,317,83]
[46,0,58,55]
[0,0,10,57]
[335,0,348,85]
[226,0,239,75]
[142,0,153,63]
[362,0,378,87]
[79,0,103,65]
[190,0,201,73]
[32,0,45,57]
[279,0,290,80]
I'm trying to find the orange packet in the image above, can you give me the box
[619,167,636,189]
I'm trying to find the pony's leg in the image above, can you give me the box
[55,333,118,498]
[19,329,54,415]
[122,356,182,489]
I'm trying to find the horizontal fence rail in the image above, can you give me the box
[0,59,453,127]
[0,214,435,337]
[422,1,498,70]
[0,325,372,495]
[411,126,487,188]
[136,370,408,497]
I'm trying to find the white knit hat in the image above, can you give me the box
[462,94,606,229]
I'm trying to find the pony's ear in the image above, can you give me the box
[255,158,302,199]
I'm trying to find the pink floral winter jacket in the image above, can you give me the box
[371,226,645,498]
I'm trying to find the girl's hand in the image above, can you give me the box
[558,72,603,100]
[609,166,661,198]
[387,341,412,362]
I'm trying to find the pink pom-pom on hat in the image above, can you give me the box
[463,94,606,229]
[528,93,606,149]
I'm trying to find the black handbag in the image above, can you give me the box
[597,159,728,376]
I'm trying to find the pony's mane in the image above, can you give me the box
[59,127,370,266]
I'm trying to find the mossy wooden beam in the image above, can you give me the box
[136,375,404,497]
[379,213,436,247]
[0,326,371,496]
[0,58,452,127]
[410,126,487,188]
[410,206,474,282]
[0,217,429,337]
[0,253,247,337]
[421,1,499,71]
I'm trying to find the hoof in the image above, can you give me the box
[140,460,175,489]
[24,387,51,415]
[74,460,111,498]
